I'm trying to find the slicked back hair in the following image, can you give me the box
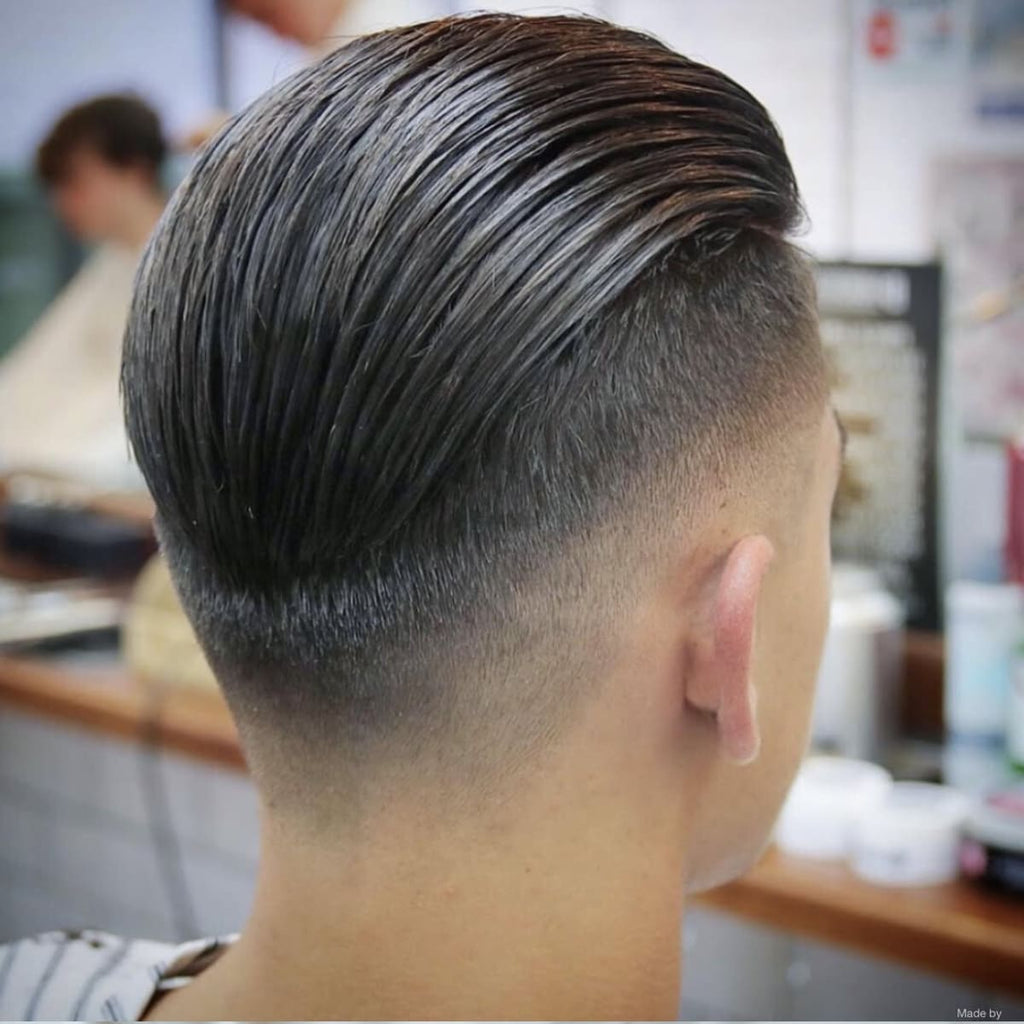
[123,14,825,803]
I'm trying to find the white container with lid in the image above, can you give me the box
[775,756,893,860]
[849,782,970,887]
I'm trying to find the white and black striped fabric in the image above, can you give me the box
[0,929,233,1021]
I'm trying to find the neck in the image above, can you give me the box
[111,187,164,249]
[149,748,689,1020]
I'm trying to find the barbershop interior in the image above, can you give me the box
[0,1,1022,1021]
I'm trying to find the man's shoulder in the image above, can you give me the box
[0,928,224,1022]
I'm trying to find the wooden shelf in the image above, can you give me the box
[0,652,243,770]
[697,847,1024,995]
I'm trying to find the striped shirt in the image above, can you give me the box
[0,929,233,1021]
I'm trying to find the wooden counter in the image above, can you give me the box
[0,651,243,770]
[1,649,1022,995]
[701,848,1024,995]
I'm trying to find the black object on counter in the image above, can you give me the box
[961,786,1024,899]
[1,500,155,579]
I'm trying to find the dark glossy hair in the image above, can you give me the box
[36,94,166,187]
[123,14,824,795]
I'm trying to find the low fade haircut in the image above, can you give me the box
[122,14,825,814]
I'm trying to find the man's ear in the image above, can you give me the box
[684,535,774,766]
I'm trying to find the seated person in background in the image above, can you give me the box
[0,15,842,1021]
[0,95,166,490]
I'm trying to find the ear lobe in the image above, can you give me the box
[688,535,774,766]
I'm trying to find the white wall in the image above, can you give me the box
[221,12,308,113]
[612,0,849,257]
[848,0,1024,260]
[0,0,218,166]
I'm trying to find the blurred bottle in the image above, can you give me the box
[945,581,1024,743]
[1010,639,1024,773]
[1004,434,1024,771]
[1007,433,1024,586]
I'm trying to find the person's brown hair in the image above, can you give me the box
[36,94,166,186]
[123,14,825,801]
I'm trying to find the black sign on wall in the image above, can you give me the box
[815,262,942,630]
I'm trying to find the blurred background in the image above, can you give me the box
[0,1,1022,1020]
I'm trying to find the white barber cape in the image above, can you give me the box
[0,244,145,490]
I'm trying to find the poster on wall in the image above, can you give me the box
[853,0,965,77]
[971,0,1024,120]
[933,158,1024,442]
[816,262,942,629]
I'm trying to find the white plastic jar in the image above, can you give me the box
[849,782,970,886]
[775,756,893,860]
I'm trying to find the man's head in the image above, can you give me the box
[36,94,166,243]
[123,15,837,887]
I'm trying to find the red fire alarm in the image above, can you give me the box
[867,9,897,59]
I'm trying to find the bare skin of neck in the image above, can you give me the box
[144,706,693,1021]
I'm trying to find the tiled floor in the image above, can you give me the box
[0,708,258,944]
